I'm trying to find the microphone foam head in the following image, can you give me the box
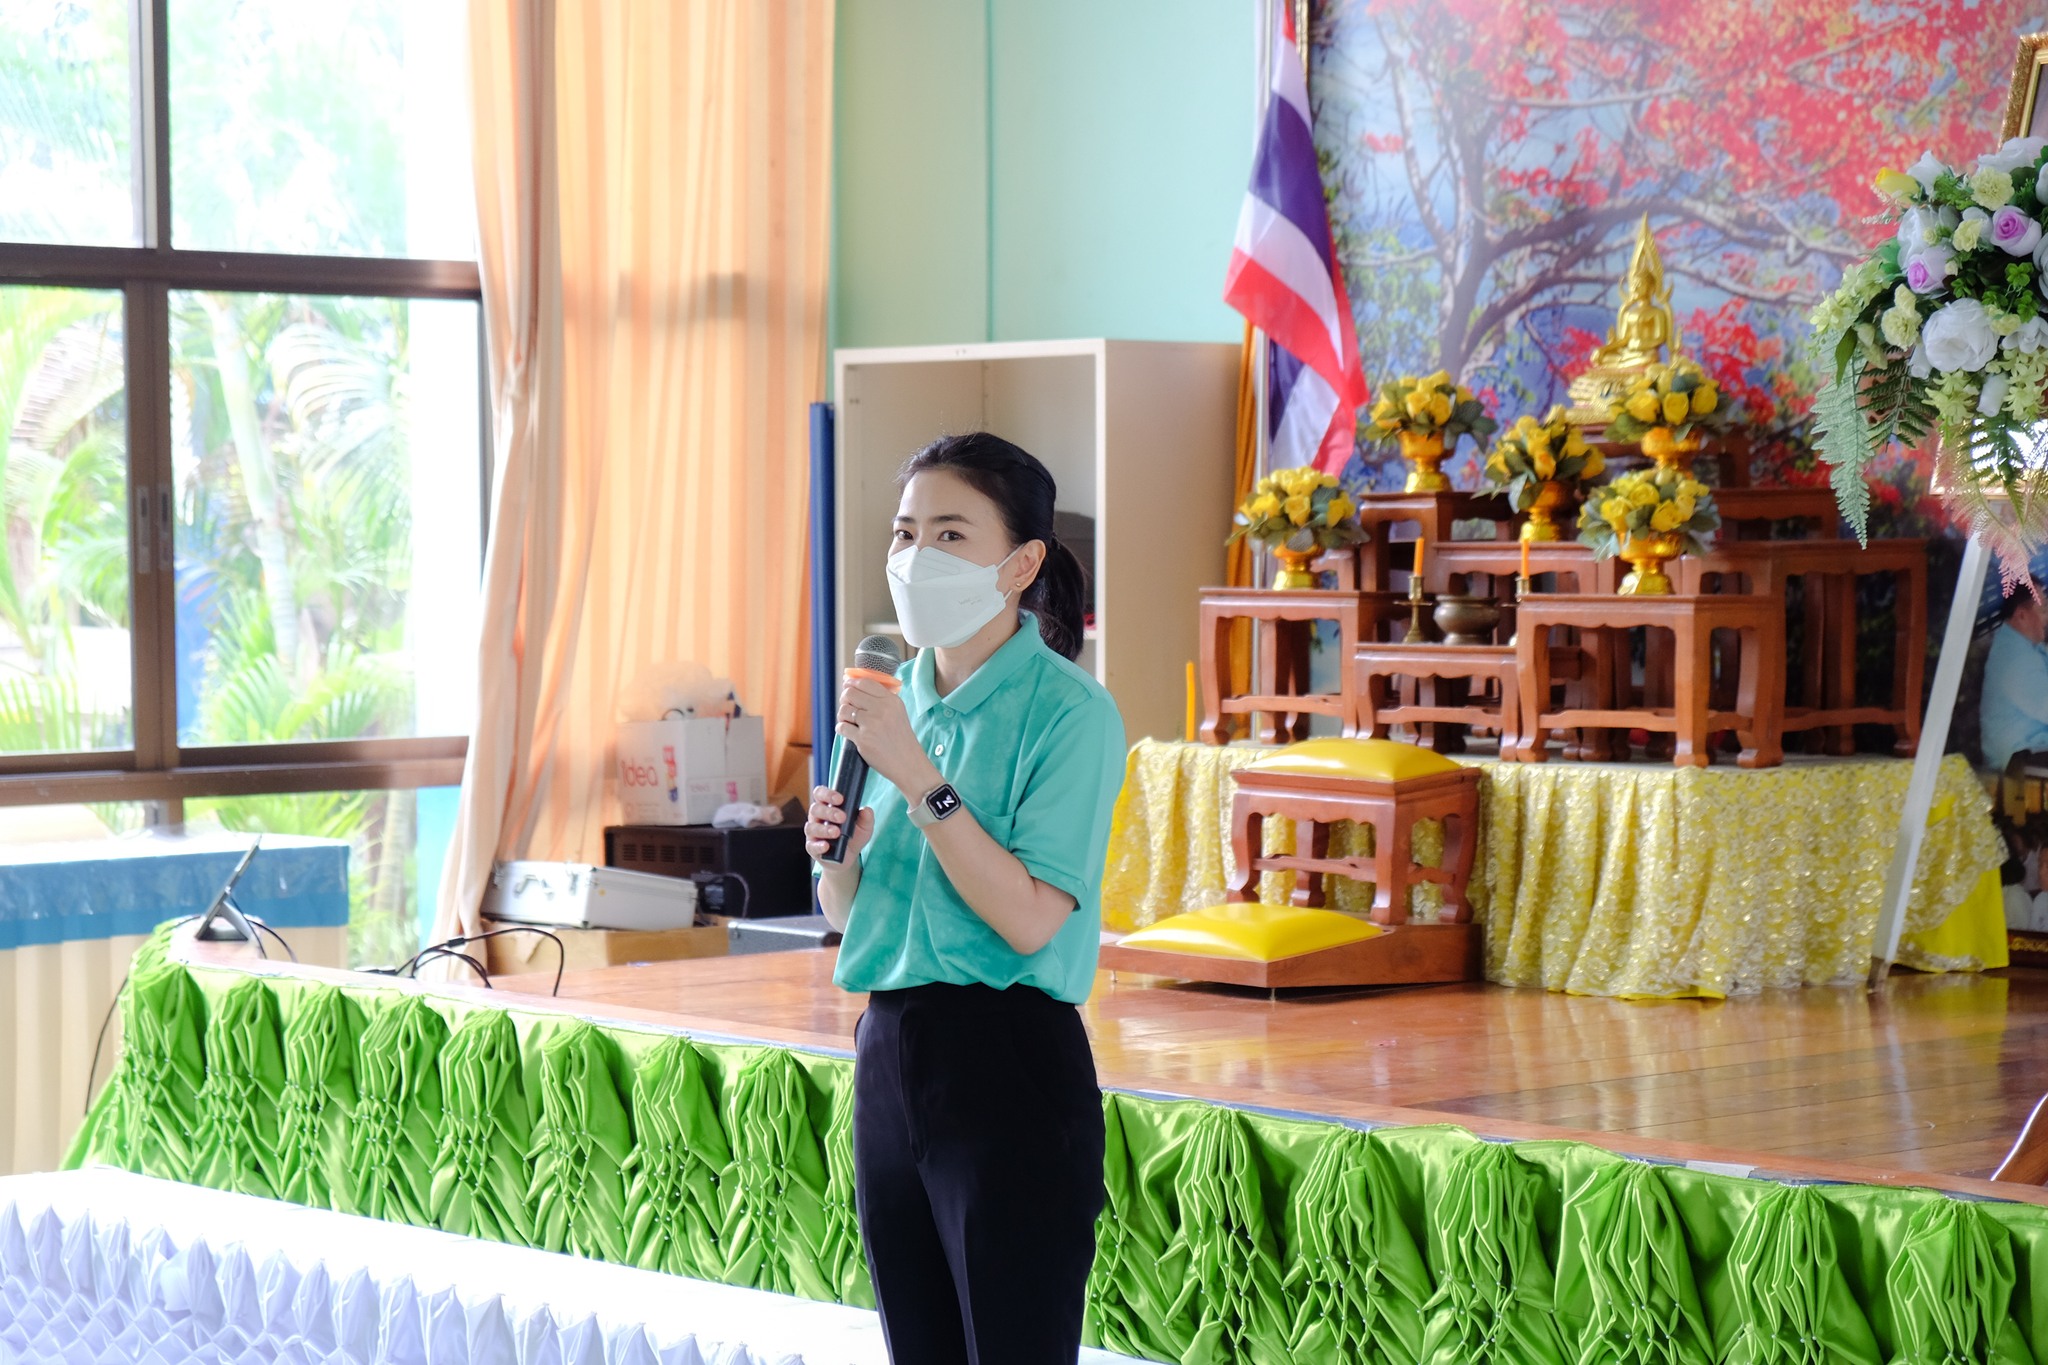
[854,635,903,676]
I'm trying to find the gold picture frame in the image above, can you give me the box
[2004,32,2048,139]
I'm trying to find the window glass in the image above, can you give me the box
[169,291,481,747]
[0,799,148,846]
[0,286,130,754]
[0,0,136,247]
[169,0,475,259]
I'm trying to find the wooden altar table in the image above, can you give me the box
[1515,593,1785,768]
[1354,641,1523,753]
[1424,539,1623,599]
[1317,490,1513,590]
[1197,587,1405,743]
[1713,486,1843,540]
[1678,537,1926,755]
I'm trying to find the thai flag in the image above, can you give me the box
[1223,3,1367,475]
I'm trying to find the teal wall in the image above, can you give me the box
[832,0,1251,350]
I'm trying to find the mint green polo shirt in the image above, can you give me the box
[831,613,1127,1005]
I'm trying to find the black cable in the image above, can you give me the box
[456,926,566,996]
[248,917,297,962]
[84,975,129,1117]
[389,940,444,980]
[390,934,462,980]
[410,944,491,989]
[391,926,566,996]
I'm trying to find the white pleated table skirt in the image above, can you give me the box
[0,1168,1149,1365]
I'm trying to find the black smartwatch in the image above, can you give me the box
[906,781,963,829]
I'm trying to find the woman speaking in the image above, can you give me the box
[806,431,1126,1365]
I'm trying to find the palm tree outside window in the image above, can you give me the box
[0,0,484,967]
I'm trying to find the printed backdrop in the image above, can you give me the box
[1309,0,2044,532]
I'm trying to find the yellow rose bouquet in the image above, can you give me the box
[1228,466,1366,554]
[1363,369,1497,445]
[1576,467,1720,560]
[1483,406,1604,511]
[1603,357,1732,457]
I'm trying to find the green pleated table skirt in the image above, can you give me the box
[69,928,2048,1365]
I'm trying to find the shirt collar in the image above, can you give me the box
[904,611,1047,718]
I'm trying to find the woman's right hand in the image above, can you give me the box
[806,785,874,869]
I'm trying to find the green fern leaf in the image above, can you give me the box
[1811,362,1874,543]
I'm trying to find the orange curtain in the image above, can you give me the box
[440,0,833,944]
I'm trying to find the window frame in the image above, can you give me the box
[0,0,483,809]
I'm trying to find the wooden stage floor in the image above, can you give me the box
[500,950,2048,1203]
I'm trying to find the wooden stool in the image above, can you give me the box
[1353,642,1522,754]
[1678,538,1926,756]
[1426,540,1622,600]
[1316,491,1513,590]
[1712,487,1842,541]
[1515,594,1785,768]
[1197,588,1404,743]
[1228,738,1482,925]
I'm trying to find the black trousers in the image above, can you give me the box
[853,981,1105,1365]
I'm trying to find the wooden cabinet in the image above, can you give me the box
[833,339,1237,741]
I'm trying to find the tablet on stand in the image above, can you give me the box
[192,837,266,956]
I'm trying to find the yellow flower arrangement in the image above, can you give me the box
[1363,369,1498,445]
[1228,465,1366,554]
[1603,357,1732,444]
[1577,467,1719,559]
[1482,405,1604,511]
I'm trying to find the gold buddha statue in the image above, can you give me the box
[1567,214,1681,421]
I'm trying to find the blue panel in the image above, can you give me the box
[810,400,838,793]
[0,837,351,950]
[413,785,461,950]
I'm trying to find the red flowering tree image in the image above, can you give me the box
[1311,0,2034,512]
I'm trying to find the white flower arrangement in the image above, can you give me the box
[1811,136,2048,551]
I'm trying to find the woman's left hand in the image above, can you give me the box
[838,677,939,795]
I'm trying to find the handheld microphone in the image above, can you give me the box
[822,634,904,864]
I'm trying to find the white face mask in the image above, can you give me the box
[886,545,1021,649]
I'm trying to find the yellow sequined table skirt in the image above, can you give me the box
[1101,740,2006,998]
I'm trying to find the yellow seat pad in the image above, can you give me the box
[1246,737,1462,783]
[1117,903,1382,962]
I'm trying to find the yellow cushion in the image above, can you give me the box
[1246,737,1462,783]
[1117,903,1382,962]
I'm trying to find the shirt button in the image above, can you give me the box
[934,743,945,756]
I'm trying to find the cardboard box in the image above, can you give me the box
[482,916,728,984]
[616,715,767,825]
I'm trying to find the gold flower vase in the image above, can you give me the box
[1399,430,1449,492]
[1639,425,1701,474]
[1520,480,1571,542]
[1616,531,1682,595]
[1270,542,1322,589]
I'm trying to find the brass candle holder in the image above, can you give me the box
[1406,572,1432,642]
[1509,573,1531,647]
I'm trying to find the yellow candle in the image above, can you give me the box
[1520,536,1531,581]
[1413,531,1426,585]
[1185,661,1198,743]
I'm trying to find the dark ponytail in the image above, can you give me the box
[897,432,1090,660]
